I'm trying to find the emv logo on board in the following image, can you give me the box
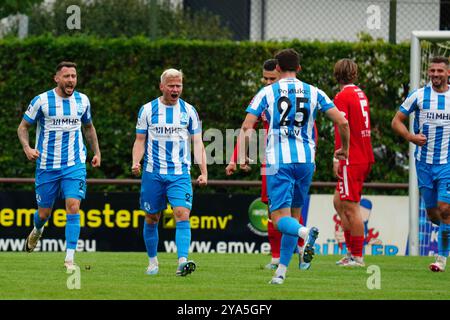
[162,204,233,230]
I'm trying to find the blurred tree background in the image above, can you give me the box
[0,0,43,17]
[0,1,412,196]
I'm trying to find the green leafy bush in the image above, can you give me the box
[0,36,411,193]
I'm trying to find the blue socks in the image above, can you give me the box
[438,223,450,257]
[143,222,159,258]
[65,213,80,250]
[277,216,302,237]
[176,220,191,259]
[280,234,298,266]
[34,210,50,230]
[277,216,304,266]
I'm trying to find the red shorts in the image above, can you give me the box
[336,163,372,202]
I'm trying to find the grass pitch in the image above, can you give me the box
[0,252,449,300]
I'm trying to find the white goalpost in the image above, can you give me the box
[408,31,450,256]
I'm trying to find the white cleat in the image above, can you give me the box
[24,227,43,253]
[269,275,285,285]
[176,260,196,276]
[343,256,365,267]
[336,255,352,266]
[265,263,279,270]
[146,264,159,275]
[299,252,311,270]
[429,256,446,272]
[64,260,77,272]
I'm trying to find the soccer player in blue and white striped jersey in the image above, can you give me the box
[132,68,207,277]
[392,56,450,272]
[17,61,101,270]
[239,49,350,284]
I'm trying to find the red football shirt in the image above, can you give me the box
[334,84,374,165]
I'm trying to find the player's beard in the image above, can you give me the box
[431,77,446,90]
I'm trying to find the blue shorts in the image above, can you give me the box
[35,163,87,208]
[140,172,193,214]
[416,160,450,208]
[266,163,315,212]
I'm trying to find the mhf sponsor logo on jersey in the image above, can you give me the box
[154,126,183,135]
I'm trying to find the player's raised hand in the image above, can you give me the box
[91,154,101,167]
[24,146,40,161]
[196,174,207,186]
[225,162,237,176]
[131,163,141,176]
[410,133,427,146]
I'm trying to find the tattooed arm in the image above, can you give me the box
[83,123,101,167]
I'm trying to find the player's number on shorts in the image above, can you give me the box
[277,96,309,127]
[360,99,369,128]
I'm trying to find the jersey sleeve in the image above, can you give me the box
[399,90,418,115]
[188,106,202,135]
[333,92,349,119]
[245,88,267,117]
[229,104,262,163]
[333,93,347,151]
[23,95,43,124]
[317,89,335,112]
[81,95,92,124]
[136,105,148,134]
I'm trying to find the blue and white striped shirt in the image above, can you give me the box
[23,89,92,170]
[136,98,201,174]
[400,84,450,164]
[246,78,334,165]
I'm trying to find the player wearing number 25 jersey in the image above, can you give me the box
[240,49,349,284]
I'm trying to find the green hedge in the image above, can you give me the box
[0,36,410,192]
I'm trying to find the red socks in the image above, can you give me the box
[267,220,281,258]
[351,236,364,257]
[298,215,305,248]
[344,230,352,254]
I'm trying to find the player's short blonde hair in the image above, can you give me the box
[160,68,183,84]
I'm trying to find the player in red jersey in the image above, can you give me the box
[332,59,374,267]
[226,59,313,270]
